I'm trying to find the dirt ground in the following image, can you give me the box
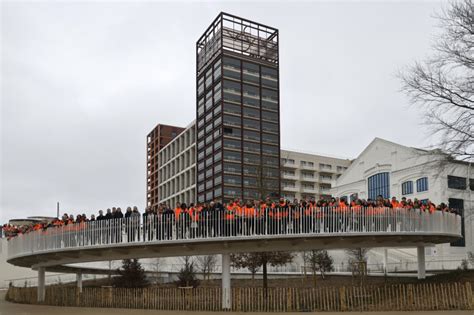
[75,269,474,289]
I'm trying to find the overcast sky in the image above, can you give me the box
[1,0,446,222]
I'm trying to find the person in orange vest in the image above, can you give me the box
[225,201,236,237]
[262,198,274,234]
[275,198,289,235]
[188,203,200,238]
[175,203,189,239]
[391,197,400,209]
[302,199,313,233]
[232,199,243,236]
[290,198,301,234]
[257,200,266,235]
[427,201,436,220]
[242,200,256,235]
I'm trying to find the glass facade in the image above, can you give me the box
[367,172,390,200]
[196,13,280,203]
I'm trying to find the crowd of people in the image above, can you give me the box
[1,196,458,242]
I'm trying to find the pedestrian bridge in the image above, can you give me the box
[6,207,462,307]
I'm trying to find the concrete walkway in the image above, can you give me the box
[1,290,472,315]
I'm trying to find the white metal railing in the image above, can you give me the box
[7,207,461,260]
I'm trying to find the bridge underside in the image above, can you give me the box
[8,233,458,270]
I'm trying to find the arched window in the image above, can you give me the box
[416,177,428,192]
[367,172,390,200]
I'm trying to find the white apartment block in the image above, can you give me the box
[280,149,351,201]
[158,122,196,207]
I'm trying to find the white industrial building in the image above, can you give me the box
[331,137,474,267]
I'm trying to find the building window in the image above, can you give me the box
[416,177,428,192]
[283,159,294,165]
[447,175,467,190]
[401,181,413,195]
[367,172,390,200]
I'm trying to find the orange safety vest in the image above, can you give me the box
[243,206,256,217]
[274,203,288,219]
[175,207,182,221]
[429,204,436,214]
[234,205,243,218]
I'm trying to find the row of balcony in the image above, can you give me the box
[282,173,333,183]
[281,161,347,173]
[281,185,331,194]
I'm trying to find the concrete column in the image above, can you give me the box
[383,248,388,275]
[417,246,426,279]
[76,272,83,293]
[37,267,45,302]
[221,253,231,310]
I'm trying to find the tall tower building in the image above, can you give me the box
[196,13,281,203]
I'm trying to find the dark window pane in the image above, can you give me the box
[243,176,257,187]
[224,175,242,185]
[263,156,279,167]
[223,102,241,115]
[224,138,241,150]
[262,133,278,144]
[224,162,241,174]
[243,130,260,141]
[223,114,241,127]
[223,150,241,162]
[223,187,242,198]
[262,121,278,133]
[262,144,278,156]
[262,110,278,122]
[448,175,467,190]
[243,165,257,175]
[223,127,241,138]
[243,141,260,153]
[263,167,279,178]
[243,153,260,164]
[243,107,260,119]
[243,118,260,130]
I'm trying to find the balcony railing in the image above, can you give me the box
[7,208,461,261]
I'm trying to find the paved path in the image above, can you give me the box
[1,291,472,315]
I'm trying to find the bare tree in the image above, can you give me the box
[346,248,370,285]
[195,255,218,281]
[176,256,199,288]
[231,251,294,290]
[399,0,473,162]
[303,250,334,285]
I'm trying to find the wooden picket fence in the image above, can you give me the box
[6,282,474,312]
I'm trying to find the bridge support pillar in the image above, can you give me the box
[221,253,231,310]
[76,272,83,293]
[383,248,388,275]
[417,246,426,279]
[37,267,45,303]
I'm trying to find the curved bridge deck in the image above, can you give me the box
[7,207,461,269]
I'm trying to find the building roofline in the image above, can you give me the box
[281,147,352,162]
